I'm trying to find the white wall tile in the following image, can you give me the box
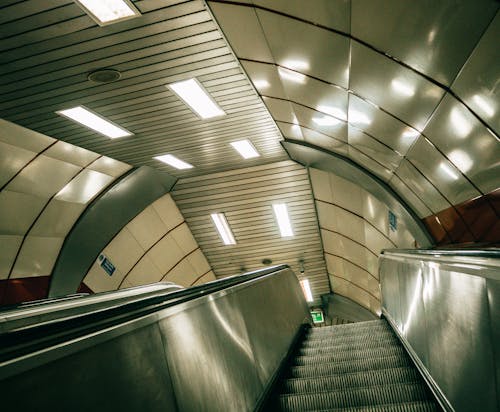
[0,235,23,280]
[0,119,55,152]
[0,190,47,235]
[0,141,37,188]
[127,206,167,250]
[11,236,64,278]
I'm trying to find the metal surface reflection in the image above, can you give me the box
[380,250,500,412]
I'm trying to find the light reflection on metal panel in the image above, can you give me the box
[380,251,500,412]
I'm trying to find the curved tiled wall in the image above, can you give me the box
[310,167,417,315]
[82,193,215,292]
[0,120,132,304]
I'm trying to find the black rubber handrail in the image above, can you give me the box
[382,248,500,259]
[0,265,289,362]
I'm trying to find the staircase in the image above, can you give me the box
[272,319,439,411]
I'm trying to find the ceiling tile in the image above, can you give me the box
[0,141,37,188]
[350,41,445,131]
[351,0,498,85]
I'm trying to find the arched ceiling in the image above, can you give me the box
[208,0,499,222]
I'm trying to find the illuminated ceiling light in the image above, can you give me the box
[278,67,307,84]
[472,95,495,118]
[273,203,293,237]
[211,213,236,245]
[154,154,193,170]
[75,0,141,26]
[439,162,459,180]
[450,107,472,138]
[391,79,416,97]
[253,79,270,89]
[312,116,340,126]
[168,78,225,119]
[349,110,371,125]
[282,59,310,71]
[317,105,347,121]
[56,106,132,138]
[230,140,260,159]
[448,149,473,173]
[300,279,314,302]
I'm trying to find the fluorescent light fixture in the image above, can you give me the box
[75,0,141,26]
[278,67,307,84]
[253,79,270,89]
[391,78,415,97]
[300,279,313,302]
[273,203,293,237]
[312,116,340,126]
[211,213,236,245]
[282,59,310,71]
[349,110,371,125]
[472,94,495,118]
[439,162,459,180]
[168,78,225,119]
[154,154,193,170]
[56,106,132,138]
[230,140,260,159]
[317,105,347,121]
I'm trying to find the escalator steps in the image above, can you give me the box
[299,337,400,355]
[283,367,420,393]
[289,355,412,379]
[309,400,439,412]
[270,319,438,411]
[294,345,406,365]
[279,382,430,410]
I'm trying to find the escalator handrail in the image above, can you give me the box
[0,265,289,363]
[381,248,500,259]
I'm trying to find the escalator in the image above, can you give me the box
[1,251,498,411]
[268,320,438,411]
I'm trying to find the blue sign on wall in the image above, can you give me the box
[99,254,115,276]
[388,211,397,232]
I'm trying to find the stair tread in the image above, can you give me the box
[283,366,420,393]
[293,345,406,365]
[300,338,400,354]
[306,400,438,412]
[279,382,431,410]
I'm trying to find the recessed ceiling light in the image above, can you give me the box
[230,140,260,159]
[312,116,340,126]
[278,67,307,84]
[300,279,313,302]
[211,213,236,245]
[154,154,193,170]
[273,203,293,237]
[75,0,141,26]
[56,106,133,138]
[168,78,225,119]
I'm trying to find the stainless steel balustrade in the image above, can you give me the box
[0,265,310,411]
[380,249,500,412]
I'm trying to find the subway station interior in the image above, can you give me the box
[0,1,499,411]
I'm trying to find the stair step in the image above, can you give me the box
[306,324,391,340]
[304,330,395,346]
[307,320,388,335]
[299,337,400,355]
[294,345,406,366]
[309,400,439,412]
[289,355,413,379]
[282,367,420,393]
[279,382,430,410]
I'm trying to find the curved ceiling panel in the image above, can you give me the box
[208,0,499,228]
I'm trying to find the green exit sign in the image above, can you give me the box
[311,310,324,324]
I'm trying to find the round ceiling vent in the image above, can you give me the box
[262,258,273,265]
[88,69,121,83]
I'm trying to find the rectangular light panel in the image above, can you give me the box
[75,0,141,25]
[56,106,133,138]
[211,213,236,245]
[230,140,260,159]
[273,203,293,237]
[154,154,193,170]
[168,78,225,119]
[300,279,314,302]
